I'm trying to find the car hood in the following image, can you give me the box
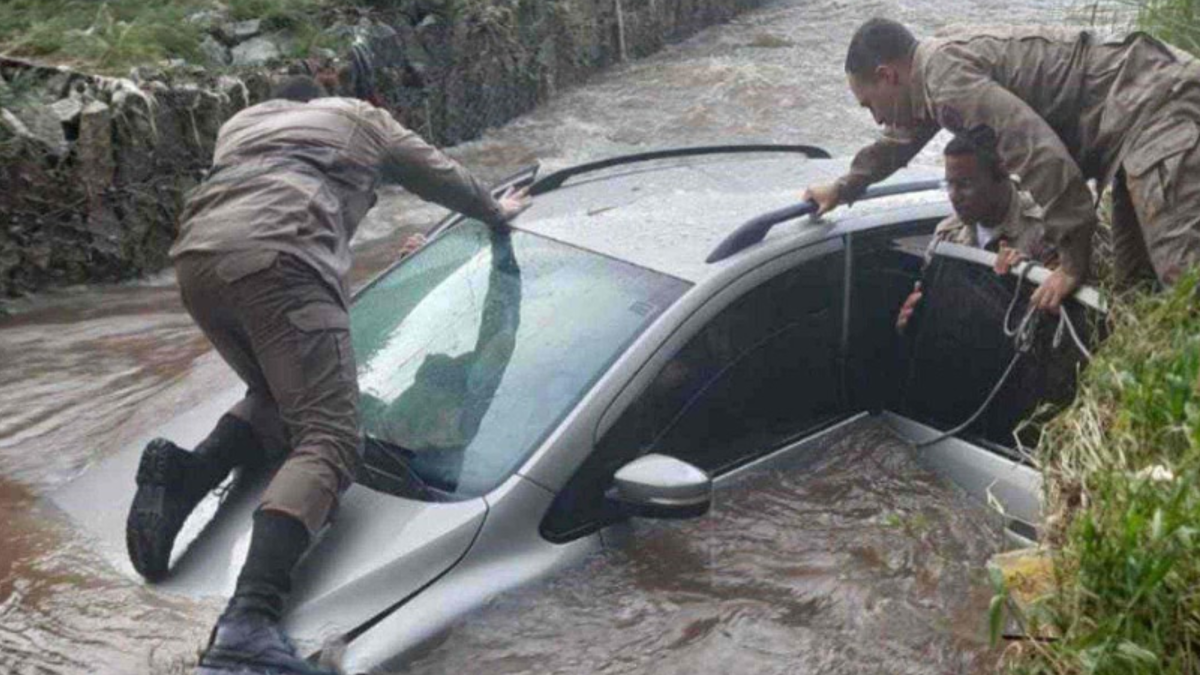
[50,386,487,648]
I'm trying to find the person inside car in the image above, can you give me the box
[896,131,1056,333]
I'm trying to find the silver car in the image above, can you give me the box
[54,146,1102,673]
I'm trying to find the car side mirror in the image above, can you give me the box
[605,454,712,520]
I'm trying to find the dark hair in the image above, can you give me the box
[271,75,326,103]
[944,127,1006,181]
[844,18,918,78]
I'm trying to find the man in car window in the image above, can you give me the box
[125,75,529,675]
[896,131,1056,333]
[806,18,1200,313]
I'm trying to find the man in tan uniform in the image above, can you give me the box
[125,76,529,675]
[897,132,1054,332]
[806,18,1200,311]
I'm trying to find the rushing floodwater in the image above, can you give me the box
[0,0,1125,672]
[397,423,1005,675]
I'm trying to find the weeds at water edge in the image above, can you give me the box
[1002,271,1200,674]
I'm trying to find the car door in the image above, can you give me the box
[899,243,1103,451]
[842,216,943,413]
[541,238,850,543]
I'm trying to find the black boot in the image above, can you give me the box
[196,511,330,675]
[195,611,335,675]
[127,414,262,581]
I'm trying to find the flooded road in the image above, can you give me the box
[0,0,1112,672]
[399,423,1004,675]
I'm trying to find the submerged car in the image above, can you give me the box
[54,145,1103,673]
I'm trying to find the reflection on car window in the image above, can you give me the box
[542,247,846,541]
[351,220,690,499]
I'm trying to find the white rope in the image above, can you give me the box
[913,301,1040,449]
[1007,262,1092,362]
[1054,309,1094,361]
[911,346,1026,449]
[1004,263,1036,339]
[912,260,1095,449]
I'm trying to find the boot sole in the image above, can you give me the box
[126,439,192,581]
[194,662,314,667]
[196,655,334,675]
[195,667,318,675]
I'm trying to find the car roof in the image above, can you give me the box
[512,152,949,282]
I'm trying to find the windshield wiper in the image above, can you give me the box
[360,436,450,501]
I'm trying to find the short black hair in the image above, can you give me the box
[844,18,918,79]
[944,128,1007,181]
[271,75,326,103]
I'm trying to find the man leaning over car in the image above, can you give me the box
[125,75,530,675]
[807,18,1200,315]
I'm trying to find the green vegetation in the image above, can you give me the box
[0,0,339,73]
[1002,274,1200,674]
[0,0,533,74]
[2,0,197,70]
[1130,0,1200,54]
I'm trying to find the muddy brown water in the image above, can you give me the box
[0,0,1124,672]
[395,422,1005,675]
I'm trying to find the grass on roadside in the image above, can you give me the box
[0,0,334,74]
[1128,0,1200,54]
[1002,273,1200,675]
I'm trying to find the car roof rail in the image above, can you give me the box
[423,162,541,239]
[705,178,944,263]
[529,144,832,195]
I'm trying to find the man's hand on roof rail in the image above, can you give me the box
[497,186,532,223]
[1030,268,1079,315]
[802,181,840,219]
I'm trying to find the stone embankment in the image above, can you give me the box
[0,0,765,302]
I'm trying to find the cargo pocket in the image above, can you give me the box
[285,303,357,391]
[287,302,350,332]
[1125,117,1200,213]
[275,302,361,493]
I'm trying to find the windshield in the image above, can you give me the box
[352,220,691,499]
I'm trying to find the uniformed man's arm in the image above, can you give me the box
[838,122,940,203]
[927,58,1094,281]
[368,108,508,226]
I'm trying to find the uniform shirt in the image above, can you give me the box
[171,97,504,304]
[925,179,1055,264]
[836,25,1200,280]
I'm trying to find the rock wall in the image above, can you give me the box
[0,0,767,302]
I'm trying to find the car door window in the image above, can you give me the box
[900,247,1098,451]
[542,245,846,542]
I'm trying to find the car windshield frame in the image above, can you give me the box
[350,219,692,500]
